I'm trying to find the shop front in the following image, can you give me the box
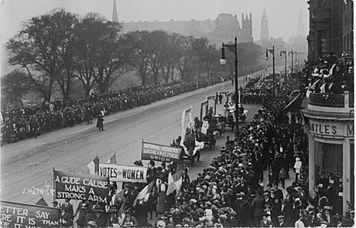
[305,118,354,215]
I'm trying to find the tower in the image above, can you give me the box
[296,9,305,37]
[241,13,253,42]
[112,0,119,22]
[260,9,269,41]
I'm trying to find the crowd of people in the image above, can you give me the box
[51,82,354,227]
[1,76,227,145]
[303,54,353,96]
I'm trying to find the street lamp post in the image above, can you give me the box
[280,49,288,86]
[266,45,275,96]
[220,37,238,138]
[288,50,296,76]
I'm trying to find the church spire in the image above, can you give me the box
[112,0,118,22]
[260,9,269,41]
[296,9,305,37]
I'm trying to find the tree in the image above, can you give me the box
[55,12,78,100]
[72,13,105,97]
[176,35,195,81]
[191,38,209,77]
[1,70,34,108]
[93,21,128,94]
[125,31,152,88]
[146,31,170,85]
[161,33,181,83]
[6,9,78,101]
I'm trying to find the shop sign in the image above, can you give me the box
[309,120,354,137]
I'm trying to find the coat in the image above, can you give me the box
[96,115,104,128]
[251,195,265,217]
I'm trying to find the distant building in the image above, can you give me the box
[241,13,253,43]
[112,0,118,23]
[120,13,253,46]
[307,0,353,61]
[260,9,269,41]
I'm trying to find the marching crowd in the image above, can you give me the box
[52,81,354,227]
[1,76,227,145]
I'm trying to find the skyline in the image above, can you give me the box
[0,0,309,75]
[1,0,309,43]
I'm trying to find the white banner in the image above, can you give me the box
[98,163,147,183]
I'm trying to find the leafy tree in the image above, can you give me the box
[125,31,152,88]
[161,33,181,83]
[191,38,209,77]
[72,13,105,96]
[176,36,195,81]
[1,70,34,108]
[93,21,127,94]
[6,9,77,101]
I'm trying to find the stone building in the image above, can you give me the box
[307,0,353,61]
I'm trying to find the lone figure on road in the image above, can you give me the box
[96,112,104,131]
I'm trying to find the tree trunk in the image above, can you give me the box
[45,76,54,102]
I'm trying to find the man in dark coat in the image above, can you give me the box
[96,112,104,131]
[251,190,265,226]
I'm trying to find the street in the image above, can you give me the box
[1,77,262,206]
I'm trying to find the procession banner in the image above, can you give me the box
[0,200,60,227]
[98,163,147,183]
[181,107,193,144]
[142,141,181,162]
[53,170,109,203]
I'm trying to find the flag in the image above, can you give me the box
[133,181,155,207]
[35,196,48,207]
[87,156,99,175]
[106,152,116,164]
[166,166,183,196]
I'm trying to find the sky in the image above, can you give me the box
[0,0,309,74]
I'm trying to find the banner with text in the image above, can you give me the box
[0,201,60,227]
[53,170,109,203]
[99,163,147,183]
[142,141,181,162]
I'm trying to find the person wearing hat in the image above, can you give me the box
[156,219,166,228]
[122,210,138,227]
[75,200,91,228]
[276,215,286,227]
[147,160,157,182]
[96,111,104,131]
[294,157,302,182]
[251,190,265,227]
[61,199,74,227]
[88,203,106,227]
[259,212,274,227]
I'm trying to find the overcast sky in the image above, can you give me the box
[0,0,309,44]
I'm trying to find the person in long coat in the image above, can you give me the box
[96,112,104,131]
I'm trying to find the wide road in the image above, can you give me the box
[1,82,233,204]
[1,67,274,206]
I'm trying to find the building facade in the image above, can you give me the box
[307,0,353,62]
[303,90,354,215]
[342,0,354,55]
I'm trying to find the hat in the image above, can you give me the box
[157,220,166,228]
[108,206,118,213]
[92,204,104,213]
[277,215,285,219]
[324,206,332,210]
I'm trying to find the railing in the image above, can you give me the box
[309,93,345,107]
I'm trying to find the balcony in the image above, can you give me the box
[308,92,354,114]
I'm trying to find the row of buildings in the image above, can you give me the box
[303,0,354,215]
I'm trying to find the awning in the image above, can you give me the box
[283,92,303,112]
